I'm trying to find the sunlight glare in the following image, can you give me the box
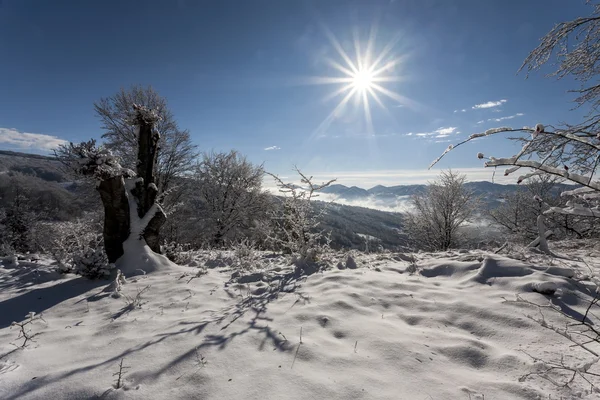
[306,24,412,138]
[353,69,374,92]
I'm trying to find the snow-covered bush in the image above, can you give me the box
[31,216,102,273]
[232,238,260,271]
[266,168,336,267]
[405,170,481,251]
[72,236,115,279]
[163,241,194,265]
[0,242,15,258]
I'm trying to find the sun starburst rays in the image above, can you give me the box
[307,26,409,138]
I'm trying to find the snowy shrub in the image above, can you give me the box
[0,242,15,258]
[31,217,102,273]
[266,167,336,268]
[232,238,260,271]
[163,241,194,265]
[72,237,115,279]
[122,285,151,310]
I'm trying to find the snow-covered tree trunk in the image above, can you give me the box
[132,105,166,253]
[56,105,175,276]
[97,176,130,262]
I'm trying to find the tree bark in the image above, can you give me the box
[134,108,166,253]
[97,176,130,263]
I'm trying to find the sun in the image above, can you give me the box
[304,25,413,137]
[352,69,374,92]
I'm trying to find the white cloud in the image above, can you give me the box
[415,127,457,138]
[476,120,485,125]
[0,127,67,151]
[264,146,281,151]
[488,113,524,122]
[472,99,507,109]
[453,109,467,113]
[436,127,457,135]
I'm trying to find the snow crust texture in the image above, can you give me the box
[1,247,599,399]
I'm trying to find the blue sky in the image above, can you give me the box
[0,0,593,187]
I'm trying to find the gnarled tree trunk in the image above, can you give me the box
[133,107,166,253]
[97,176,130,263]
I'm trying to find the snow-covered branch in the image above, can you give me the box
[430,123,600,219]
[484,157,600,192]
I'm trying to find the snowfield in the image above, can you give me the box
[1,245,600,399]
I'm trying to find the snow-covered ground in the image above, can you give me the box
[1,244,600,399]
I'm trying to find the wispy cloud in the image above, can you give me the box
[415,126,457,138]
[436,127,457,135]
[453,109,467,113]
[488,113,524,122]
[472,99,507,109]
[0,127,67,151]
[264,145,281,151]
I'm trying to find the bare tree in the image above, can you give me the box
[430,3,600,220]
[94,85,197,192]
[266,168,336,265]
[193,151,270,247]
[56,105,170,275]
[405,170,480,251]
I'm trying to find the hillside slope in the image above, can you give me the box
[0,150,66,182]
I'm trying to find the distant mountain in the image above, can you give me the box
[321,184,369,199]
[367,184,425,197]
[320,181,576,211]
[0,149,66,182]
[0,150,56,161]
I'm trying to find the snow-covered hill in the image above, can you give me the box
[1,245,599,399]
